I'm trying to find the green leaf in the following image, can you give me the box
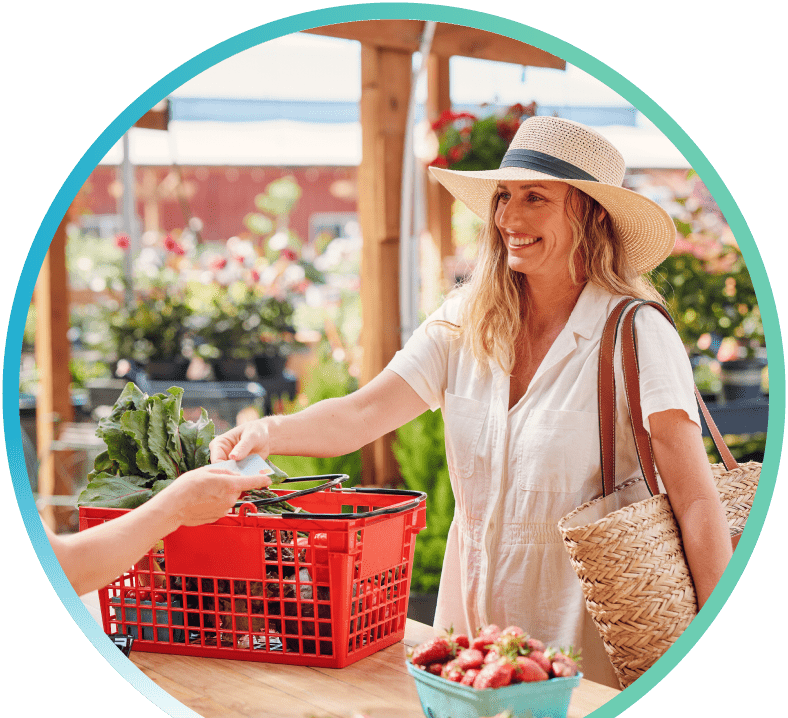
[151,479,176,495]
[194,410,215,468]
[163,387,187,473]
[77,474,154,509]
[179,408,215,471]
[91,450,115,474]
[263,458,288,484]
[120,410,159,478]
[146,394,180,481]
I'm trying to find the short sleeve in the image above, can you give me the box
[633,305,701,434]
[386,294,462,412]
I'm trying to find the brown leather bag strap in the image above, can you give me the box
[620,300,739,473]
[599,298,643,496]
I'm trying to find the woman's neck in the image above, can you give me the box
[524,276,587,330]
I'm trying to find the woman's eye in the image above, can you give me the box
[527,194,543,202]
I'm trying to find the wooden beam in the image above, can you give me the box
[304,20,423,53]
[134,100,170,131]
[431,24,565,68]
[34,213,75,530]
[304,21,565,68]
[357,43,411,486]
[424,54,455,305]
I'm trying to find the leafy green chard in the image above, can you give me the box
[79,381,293,512]
[78,382,217,509]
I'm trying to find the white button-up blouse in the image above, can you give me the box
[387,281,699,687]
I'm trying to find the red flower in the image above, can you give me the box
[448,145,468,163]
[431,109,478,133]
[250,269,260,283]
[209,256,227,271]
[281,248,298,262]
[164,234,185,255]
[429,155,449,168]
[115,233,130,250]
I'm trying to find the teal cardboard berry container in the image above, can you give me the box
[406,661,582,718]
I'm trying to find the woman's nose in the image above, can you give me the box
[498,200,526,231]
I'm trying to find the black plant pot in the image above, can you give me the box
[144,357,190,381]
[254,353,287,377]
[406,592,438,625]
[720,358,767,402]
[212,358,253,381]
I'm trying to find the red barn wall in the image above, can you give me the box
[80,165,358,243]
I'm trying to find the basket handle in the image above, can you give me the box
[278,487,427,520]
[233,473,350,508]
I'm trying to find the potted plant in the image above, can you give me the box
[192,283,301,381]
[108,290,192,380]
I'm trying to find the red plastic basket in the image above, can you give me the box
[79,477,427,667]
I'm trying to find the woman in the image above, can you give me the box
[210,117,732,686]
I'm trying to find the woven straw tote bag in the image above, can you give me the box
[557,299,761,688]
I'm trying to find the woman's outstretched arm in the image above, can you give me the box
[44,466,272,596]
[209,369,430,463]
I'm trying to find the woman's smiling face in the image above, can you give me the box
[493,180,579,282]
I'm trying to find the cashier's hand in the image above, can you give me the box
[209,419,271,464]
[160,464,273,528]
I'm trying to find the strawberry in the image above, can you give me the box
[501,625,525,637]
[525,637,546,653]
[483,646,504,664]
[425,662,444,676]
[472,624,501,653]
[547,647,581,677]
[454,634,470,649]
[441,659,465,682]
[512,656,549,683]
[552,661,576,678]
[526,650,552,675]
[460,668,480,686]
[410,637,453,666]
[472,659,515,690]
[455,648,485,671]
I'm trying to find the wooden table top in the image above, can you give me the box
[128,619,620,718]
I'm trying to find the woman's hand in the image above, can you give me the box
[209,419,271,464]
[160,465,273,528]
[44,465,273,596]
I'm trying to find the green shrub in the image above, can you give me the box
[394,408,453,593]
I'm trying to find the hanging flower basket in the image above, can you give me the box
[429,102,538,170]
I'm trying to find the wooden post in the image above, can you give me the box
[424,54,455,305]
[358,44,411,486]
[34,213,75,530]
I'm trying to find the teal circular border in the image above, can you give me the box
[5,4,782,717]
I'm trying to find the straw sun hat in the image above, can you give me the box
[429,116,677,274]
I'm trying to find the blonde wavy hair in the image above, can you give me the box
[434,185,664,374]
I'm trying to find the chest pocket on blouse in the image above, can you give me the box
[443,392,488,479]
[516,409,600,494]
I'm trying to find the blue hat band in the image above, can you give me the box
[499,148,599,182]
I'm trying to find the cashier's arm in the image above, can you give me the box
[649,408,733,608]
[210,369,430,463]
[43,467,272,596]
